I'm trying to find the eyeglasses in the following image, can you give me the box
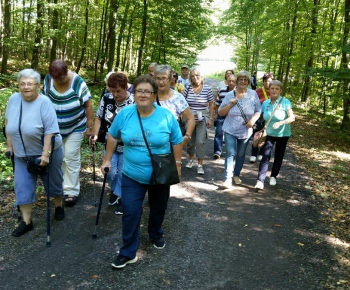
[134,89,154,96]
[19,83,37,87]
[237,78,248,82]
[172,75,177,78]
[155,77,169,83]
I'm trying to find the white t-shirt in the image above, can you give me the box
[178,76,190,87]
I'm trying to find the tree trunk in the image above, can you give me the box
[301,0,320,102]
[106,0,119,71]
[137,0,148,76]
[31,0,44,69]
[100,0,110,74]
[50,0,59,62]
[94,1,107,81]
[76,0,89,74]
[1,0,11,74]
[340,0,350,129]
[115,6,129,70]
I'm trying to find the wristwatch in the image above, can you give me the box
[184,134,191,139]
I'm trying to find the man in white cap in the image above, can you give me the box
[178,65,190,86]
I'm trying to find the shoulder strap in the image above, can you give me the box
[262,87,268,100]
[233,90,248,124]
[264,97,284,129]
[136,109,153,158]
[18,101,27,157]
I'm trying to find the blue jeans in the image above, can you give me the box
[119,174,170,259]
[214,116,225,155]
[106,150,123,198]
[258,136,289,182]
[224,133,250,179]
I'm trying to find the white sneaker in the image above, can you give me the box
[186,160,194,168]
[270,177,277,186]
[258,155,263,161]
[197,165,204,175]
[233,176,242,185]
[222,179,232,189]
[249,156,257,163]
[255,180,264,190]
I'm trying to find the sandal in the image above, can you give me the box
[64,195,77,206]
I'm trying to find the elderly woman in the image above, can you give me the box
[91,72,134,214]
[254,80,295,190]
[217,69,234,92]
[250,73,274,163]
[170,70,185,94]
[43,60,94,206]
[5,69,64,237]
[155,64,195,146]
[101,75,183,269]
[183,68,215,175]
[218,71,261,188]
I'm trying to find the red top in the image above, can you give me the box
[256,87,270,104]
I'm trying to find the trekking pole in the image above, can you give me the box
[45,135,56,247]
[5,151,21,221]
[92,167,109,239]
[90,136,97,206]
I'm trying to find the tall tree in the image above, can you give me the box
[76,0,89,73]
[1,0,11,74]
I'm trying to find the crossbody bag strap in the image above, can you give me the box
[18,101,27,157]
[263,97,284,129]
[136,109,153,158]
[234,90,248,124]
[136,109,173,156]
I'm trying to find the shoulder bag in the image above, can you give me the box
[234,90,248,124]
[253,97,284,149]
[137,109,179,185]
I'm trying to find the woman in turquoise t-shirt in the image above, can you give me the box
[254,80,295,190]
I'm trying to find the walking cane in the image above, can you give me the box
[90,137,97,206]
[92,167,109,239]
[44,135,56,247]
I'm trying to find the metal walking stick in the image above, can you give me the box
[90,138,98,206]
[44,135,56,247]
[92,167,109,239]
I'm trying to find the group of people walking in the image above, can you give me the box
[3,61,294,269]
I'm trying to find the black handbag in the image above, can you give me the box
[27,157,47,175]
[137,110,179,185]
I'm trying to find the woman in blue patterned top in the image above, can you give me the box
[254,80,295,190]
[90,72,134,214]
[183,68,215,175]
[218,71,261,188]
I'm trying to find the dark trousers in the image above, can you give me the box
[258,136,289,182]
[214,116,225,155]
[119,174,170,259]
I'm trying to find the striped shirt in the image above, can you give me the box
[183,84,214,120]
[43,73,91,138]
[215,86,231,106]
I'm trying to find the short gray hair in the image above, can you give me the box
[154,64,172,80]
[236,70,251,85]
[17,69,41,84]
[269,80,283,89]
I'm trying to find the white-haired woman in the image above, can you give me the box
[154,64,195,146]
[183,68,215,175]
[5,69,64,237]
